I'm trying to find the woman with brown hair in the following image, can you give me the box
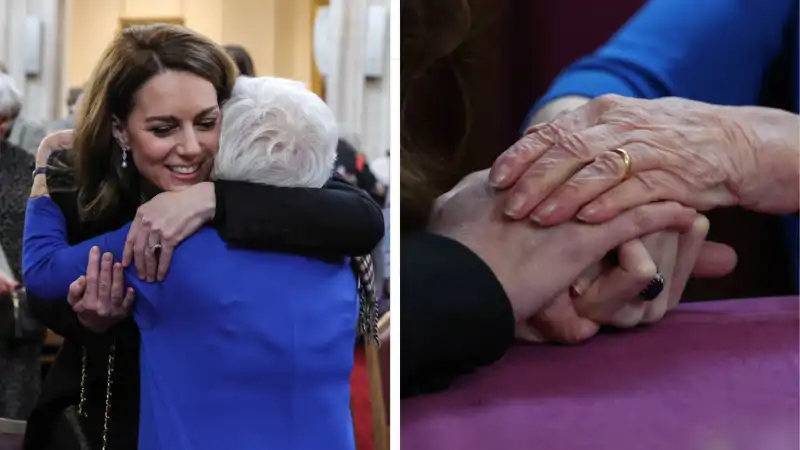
[399,0,716,397]
[24,24,383,450]
[223,44,256,77]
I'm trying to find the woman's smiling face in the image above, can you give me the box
[122,70,221,192]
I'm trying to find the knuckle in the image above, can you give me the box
[631,260,657,282]
[592,151,626,176]
[595,93,624,110]
[557,133,594,161]
[642,302,668,324]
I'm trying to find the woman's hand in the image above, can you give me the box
[68,247,135,333]
[516,215,709,344]
[35,129,73,168]
[490,95,799,225]
[428,169,700,323]
[123,182,216,282]
[0,272,18,295]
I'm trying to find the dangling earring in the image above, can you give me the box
[112,116,129,169]
[121,146,129,169]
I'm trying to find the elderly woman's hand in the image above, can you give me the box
[69,247,135,333]
[516,215,709,344]
[490,95,799,226]
[123,182,216,282]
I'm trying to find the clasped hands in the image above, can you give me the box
[429,169,729,344]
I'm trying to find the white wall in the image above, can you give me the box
[324,0,389,161]
[361,0,390,160]
[0,0,66,121]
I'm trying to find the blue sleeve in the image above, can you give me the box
[22,196,130,301]
[528,0,796,125]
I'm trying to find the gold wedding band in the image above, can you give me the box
[609,147,632,179]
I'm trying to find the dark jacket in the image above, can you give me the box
[400,232,514,398]
[23,150,384,450]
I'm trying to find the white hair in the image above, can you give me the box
[214,76,338,188]
[0,72,22,118]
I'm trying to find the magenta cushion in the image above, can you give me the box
[402,297,800,450]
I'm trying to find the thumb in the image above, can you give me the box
[691,241,737,278]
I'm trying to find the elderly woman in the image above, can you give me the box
[22,24,383,450]
[0,72,46,421]
[24,76,363,449]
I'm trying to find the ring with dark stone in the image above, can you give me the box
[638,272,665,301]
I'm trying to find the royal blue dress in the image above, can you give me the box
[23,196,358,450]
[528,0,799,289]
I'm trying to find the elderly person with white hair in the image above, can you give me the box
[22,76,367,450]
[0,72,46,421]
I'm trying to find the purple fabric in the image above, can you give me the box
[402,297,800,450]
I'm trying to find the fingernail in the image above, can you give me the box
[114,263,121,270]
[490,166,509,186]
[103,253,112,262]
[532,202,557,224]
[505,194,526,216]
[577,205,598,221]
[91,246,99,254]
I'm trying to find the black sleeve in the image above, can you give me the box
[213,173,385,256]
[25,149,135,345]
[400,232,515,398]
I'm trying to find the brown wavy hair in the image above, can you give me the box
[400,0,490,231]
[68,24,237,224]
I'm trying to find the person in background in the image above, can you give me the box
[22,24,383,450]
[336,138,387,207]
[0,71,46,421]
[24,75,367,450]
[47,87,84,133]
[224,44,256,77]
[0,66,46,154]
[371,149,390,186]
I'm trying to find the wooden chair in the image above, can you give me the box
[363,311,390,450]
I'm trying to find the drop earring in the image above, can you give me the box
[121,146,129,169]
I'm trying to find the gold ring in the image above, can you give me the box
[610,148,632,179]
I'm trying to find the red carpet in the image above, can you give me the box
[351,346,374,450]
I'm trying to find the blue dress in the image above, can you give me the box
[23,196,358,450]
[528,0,799,289]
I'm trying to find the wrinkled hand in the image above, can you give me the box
[490,95,772,225]
[0,271,18,295]
[68,247,135,333]
[35,129,74,167]
[123,182,215,282]
[517,215,709,344]
[428,169,700,322]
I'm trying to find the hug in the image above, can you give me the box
[20,24,383,450]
